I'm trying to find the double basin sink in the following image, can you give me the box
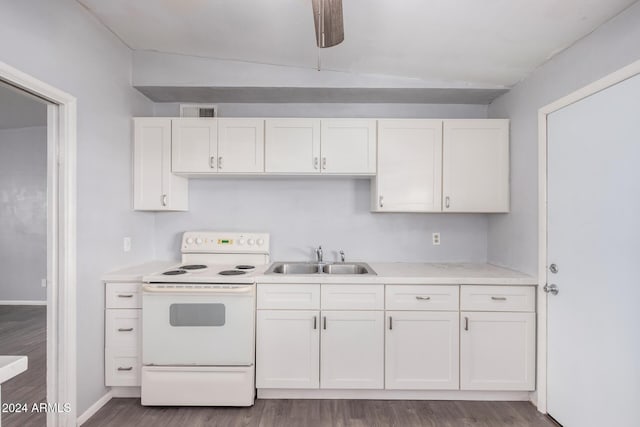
[266,262,376,276]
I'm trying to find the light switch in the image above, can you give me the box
[123,237,132,252]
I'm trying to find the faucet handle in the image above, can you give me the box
[339,250,345,263]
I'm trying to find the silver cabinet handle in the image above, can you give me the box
[161,194,168,207]
[379,196,384,208]
[218,156,223,170]
[118,327,134,332]
[464,316,469,331]
[322,157,327,170]
[416,296,431,300]
[313,157,319,170]
[313,316,317,330]
[323,316,327,330]
[210,155,216,169]
[491,296,507,301]
[117,294,134,298]
[544,283,559,295]
[445,196,451,209]
[117,367,133,371]
[389,316,393,330]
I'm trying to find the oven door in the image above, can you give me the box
[142,284,255,366]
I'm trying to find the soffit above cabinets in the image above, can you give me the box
[79,0,636,87]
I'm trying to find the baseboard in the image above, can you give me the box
[76,391,112,426]
[0,300,47,306]
[258,389,532,401]
[112,386,141,398]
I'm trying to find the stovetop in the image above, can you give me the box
[143,263,266,284]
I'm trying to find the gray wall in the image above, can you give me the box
[0,126,47,301]
[153,102,491,263]
[487,1,640,275]
[1,0,156,415]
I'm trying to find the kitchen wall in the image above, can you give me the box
[0,0,156,415]
[0,126,47,302]
[487,1,640,275]
[153,102,492,262]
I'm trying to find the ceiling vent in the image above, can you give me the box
[179,103,217,118]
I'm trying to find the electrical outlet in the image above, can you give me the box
[123,237,132,252]
[432,232,441,246]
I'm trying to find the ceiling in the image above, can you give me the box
[78,0,636,88]
[0,84,47,130]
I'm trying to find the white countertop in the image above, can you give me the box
[103,261,536,286]
[0,356,28,384]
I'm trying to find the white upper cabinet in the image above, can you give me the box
[265,119,321,173]
[171,118,218,173]
[442,119,509,212]
[133,118,188,211]
[374,119,443,212]
[217,118,265,173]
[320,119,377,174]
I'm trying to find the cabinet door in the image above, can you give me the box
[320,310,384,389]
[133,118,188,211]
[386,311,459,390]
[256,310,320,389]
[442,119,509,212]
[265,119,321,173]
[172,118,218,173]
[460,311,535,391]
[375,119,442,212]
[217,118,265,173]
[320,119,376,174]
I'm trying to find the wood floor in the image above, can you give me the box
[0,305,47,427]
[84,398,557,427]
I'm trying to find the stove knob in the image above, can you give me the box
[195,237,203,245]
[238,239,245,245]
[186,237,194,244]
[247,238,255,246]
[257,238,264,246]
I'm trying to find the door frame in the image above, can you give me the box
[0,61,77,426]
[537,59,640,413]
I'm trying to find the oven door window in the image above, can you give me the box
[169,303,226,327]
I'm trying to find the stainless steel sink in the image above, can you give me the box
[266,262,376,275]
[323,263,375,275]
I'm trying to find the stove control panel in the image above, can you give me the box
[181,231,270,253]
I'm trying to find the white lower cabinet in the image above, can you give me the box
[460,311,536,391]
[385,311,459,390]
[256,310,320,389]
[320,310,384,389]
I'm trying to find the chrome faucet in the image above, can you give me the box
[316,245,324,263]
[339,250,345,263]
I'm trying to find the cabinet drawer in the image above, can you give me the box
[386,285,459,311]
[106,282,141,309]
[105,347,140,386]
[321,285,384,310]
[106,309,141,348]
[257,284,320,310]
[460,286,535,312]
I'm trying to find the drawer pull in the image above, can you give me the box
[491,296,507,301]
[117,327,134,332]
[415,296,431,301]
[117,366,133,371]
[117,294,134,298]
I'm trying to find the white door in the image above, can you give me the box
[385,311,459,390]
[217,118,265,173]
[375,119,443,212]
[320,310,384,389]
[320,119,376,174]
[172,118,218,173]
[460,311,535,391]
[255,310,320,389]
[546,72,640,427]
[442,119,509,212]
[265,119,321,173]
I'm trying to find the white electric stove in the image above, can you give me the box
[140,231,269,407]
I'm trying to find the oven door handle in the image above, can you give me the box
[142,284,254,294]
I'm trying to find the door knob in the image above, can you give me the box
[543,283,559,295]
